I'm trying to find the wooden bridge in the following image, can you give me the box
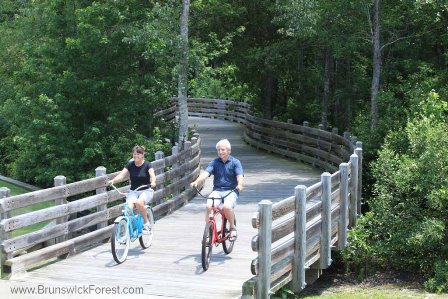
[0,99,362,298]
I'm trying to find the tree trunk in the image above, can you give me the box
[297,42,304,92]
[264,76,277,120]
[345,60,352,130]
[370,0,381,129]
[178,0,190,148]
[321,47,332,129]
[333,61,339,128]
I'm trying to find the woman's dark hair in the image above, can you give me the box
[132,145,146,154]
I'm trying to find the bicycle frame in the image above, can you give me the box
[110,183,154,240]
[208,205,228,246]
[196,186,237,271]
[115,204,144,240]
[110,183,155,264]
[195,187,236,245]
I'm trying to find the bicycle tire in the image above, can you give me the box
[222,217,236,254]
[201,221,214,271]
[111,218,130,264]
[139,206,154,249]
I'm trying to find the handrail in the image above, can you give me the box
[0,133,202,278]
[1,97,363,296]
[158,97,359,172]
[157,98,363,298]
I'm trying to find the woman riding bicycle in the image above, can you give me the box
[109,145,156,232]
[191,139,244,241]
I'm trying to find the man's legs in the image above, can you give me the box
[223,192,238,239]
[205,191,221,222]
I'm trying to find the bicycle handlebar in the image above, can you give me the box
[193,186,237,201]
[109,182,150,196]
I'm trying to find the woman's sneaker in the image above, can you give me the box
[143,223,151,233]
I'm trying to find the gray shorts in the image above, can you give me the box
[207,190,238,209]
[126,189,154,205]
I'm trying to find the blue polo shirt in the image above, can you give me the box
[205,155,243,193]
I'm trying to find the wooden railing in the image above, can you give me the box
[162,97,359,172]
[242,150,361,298]
[0,133,201,278]
[160,98,362,298]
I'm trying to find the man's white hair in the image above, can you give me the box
[216,139,231,150]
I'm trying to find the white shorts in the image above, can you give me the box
[207,190,238,209]
[126,189,154,205]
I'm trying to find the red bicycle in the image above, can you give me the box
[194,187,237,271]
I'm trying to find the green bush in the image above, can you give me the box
[425,260,448,293]
[344,91,448,291]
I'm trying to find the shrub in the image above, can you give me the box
[344,91,448,291]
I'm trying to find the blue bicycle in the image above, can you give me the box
[109,183,155,264]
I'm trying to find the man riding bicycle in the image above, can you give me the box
[191,139,244,241]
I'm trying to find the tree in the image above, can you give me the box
[0,0,178,185]
[178,0,190,149]
[370,0,381,129]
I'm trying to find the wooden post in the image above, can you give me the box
[0,187,11,278]
[182,140,192,194]
[190,136,200,183]
[355,145,363,215]
[154,151,164,204]
[171,145,179,197]
[338,163,349,250]
[292,185,307,292]
[316,125,324,165]
[349,154,359,228]
[54,175,67,243]
[321,172,332,269]
[95,166,107,229]
[257,200,272,299]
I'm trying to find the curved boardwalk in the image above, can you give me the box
[0,117,321,299]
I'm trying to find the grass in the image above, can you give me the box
[0,180,28,196]
[0,180,52,237]
[273,267,448,299]
[293,286,447,298]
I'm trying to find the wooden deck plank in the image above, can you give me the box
[2,117,321,298]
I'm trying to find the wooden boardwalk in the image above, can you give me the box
[0,117,321,299]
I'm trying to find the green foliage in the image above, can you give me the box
[0,0,179,186]
[424,260,448,293]
[344,91,448,291]
[190,63,253,100]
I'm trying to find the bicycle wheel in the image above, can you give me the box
[139,206,155,249]
[111,218,130,264]
[201,222,214,271]
[222,217,236,254]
